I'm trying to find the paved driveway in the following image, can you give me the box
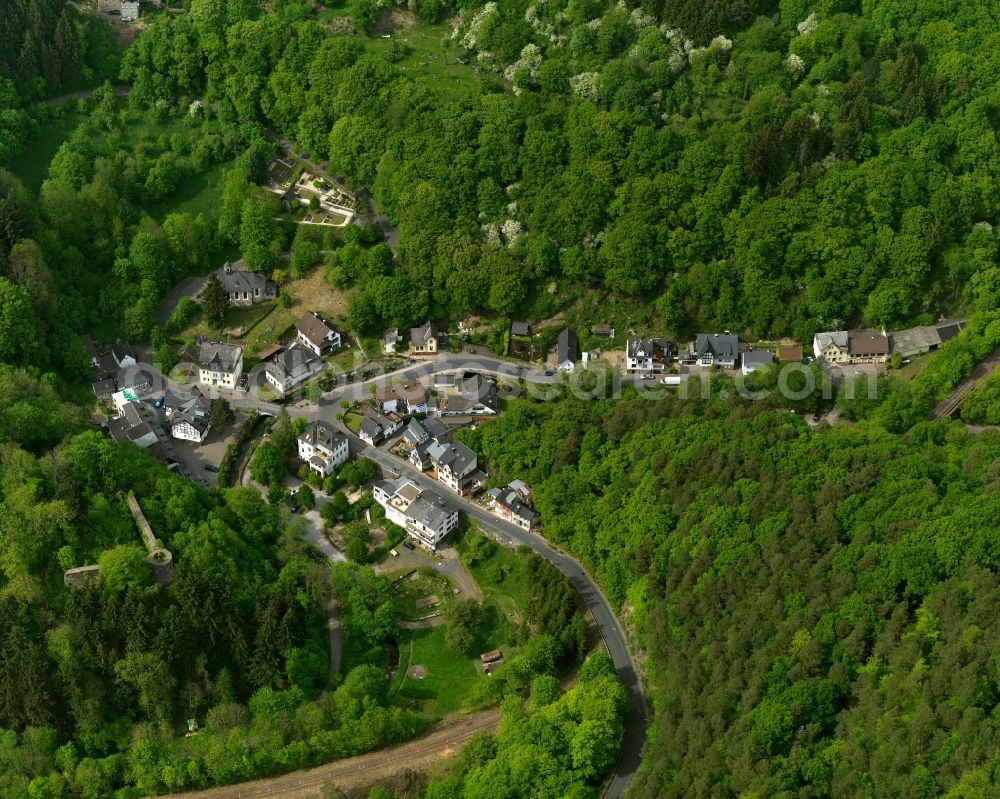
[156,275,208,326]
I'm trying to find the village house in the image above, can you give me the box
[557,328,579,371]
[848,332,889,364]
[405,418,453,470]
[207,261,277,306]
[625,338,677,374]
[812,331,850,363]
[410,322,440,355]
[198,342,243,388]
[591,324,616,339]
[297,420,349,478]
[487,483,539,530]
[373,477,459,550]
[116,368,152,396]
[480,649,504,675]
[511,321,531,337]
[813,330,889,364]
[438,374,499,416]
[112,338,137,369]
[377,381,429,415]
[296,311,341,357]
[163,392,212,444]
[741,350,774,376]
[359,406,401,445]
[92,377,117,400]
[693,333,739,368]
[263,343,323,395]
[426,439,486,495]
[108,402,158,449]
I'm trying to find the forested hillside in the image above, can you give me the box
[113,0,1000,339]
[0,0,120,163]
[461,393,1000,797]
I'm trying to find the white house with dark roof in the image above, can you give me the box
[165,393,212,443]
[438,374,499,416]
[111,338,137,369]
[198,342,243,388]
[359,406,401,445]
[263,343,322,395]
[813,331,849,363]
[626,338,677,373]
[426,439,485,494]
[298,420,348,477]
[373,477,458,550]
[208,261,277,306]
[296,311,341,357]
[741,350,774,376]
[693,333,739,368]
[556,328,579,371]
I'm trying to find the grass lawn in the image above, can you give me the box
[12,108,87,193]
[343,410,363,434]
[395,626,484,716]
[149,159,234,222]
[891,353,932,384]
[365,16,481,101]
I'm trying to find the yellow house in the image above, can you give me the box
[410,321,439,355]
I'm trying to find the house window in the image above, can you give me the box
[254,288,260,296]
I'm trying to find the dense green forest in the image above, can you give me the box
[461,392,1000,797]
[4,0,1000,796]
[111,0,1000,341]
[0,0,120,162]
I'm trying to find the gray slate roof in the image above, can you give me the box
[198,342,242,372]
[557,328,578,365]
[300,419,345,451]
[695,333,739,359]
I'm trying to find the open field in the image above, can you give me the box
[396,626,483,716]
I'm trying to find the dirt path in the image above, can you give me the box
[41,83,131,107]
[157,709,500,799]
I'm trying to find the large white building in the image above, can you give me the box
[198,342,243,388]
[297,420,349,478]
[373,478,459,550]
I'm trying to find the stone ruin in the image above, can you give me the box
[63,492,174,588]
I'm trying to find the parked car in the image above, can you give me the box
[640,375,655,381]
[403,540,415,551]
[811,412,822,423]
[153,396,165,408]
[204,464,218,473]
[543,370,555,377]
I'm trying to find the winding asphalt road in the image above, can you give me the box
[281,353,650,798]
[346,432,650,798]
[141,350,650,796]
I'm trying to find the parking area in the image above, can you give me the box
[164,415,247,487]
[376,544,482,601]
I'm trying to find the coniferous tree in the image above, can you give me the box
[201,272,229,329]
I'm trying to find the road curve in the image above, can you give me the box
[140,351,650,796]
[331,425,650,799]
[158,709,500,799]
